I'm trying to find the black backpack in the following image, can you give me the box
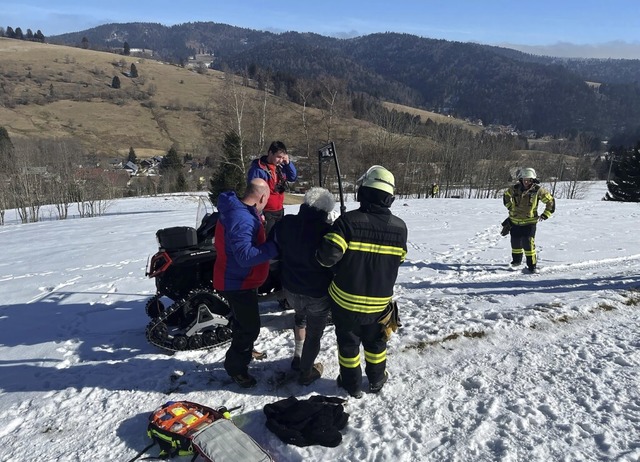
[263,395,349,447]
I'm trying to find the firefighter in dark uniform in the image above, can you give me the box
[317,165,408,398]
[503,167,555,273]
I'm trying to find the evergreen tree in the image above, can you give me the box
[130,63,138,78]
[127,146,137,164]
[0,126,15,170]
[209,131,245,205]
[160,146,182,172]
[605,144,640,201]
[111,76,121,89]
[175,171,188,192]
[34,30,45,42]
[123,41,130,55]
[81,36,89,49]
[14,27,23,40]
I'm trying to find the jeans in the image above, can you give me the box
[283,288,330,372]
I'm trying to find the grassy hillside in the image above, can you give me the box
[382,102,482,133]
[0,38,379,159]
[1,38,588,194]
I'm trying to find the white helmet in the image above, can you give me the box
[517,168,537,180]
[358,165,395,195]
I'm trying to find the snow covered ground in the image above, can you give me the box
[0,181,639,462]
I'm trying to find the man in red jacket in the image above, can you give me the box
[246,141,297,235]
[214,178,279,388]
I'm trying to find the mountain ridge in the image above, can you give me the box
[46,22,640,138]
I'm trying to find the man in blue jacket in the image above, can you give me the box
[214,178,279,388]
[246,141,297,235]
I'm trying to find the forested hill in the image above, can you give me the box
[49,22,640,138]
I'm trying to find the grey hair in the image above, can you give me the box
[304,187,335,213]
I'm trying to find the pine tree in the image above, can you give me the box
[130,63,138,78]
[123,41,130,55]
[605,144,640,202]
[209,131,245,205]
[111,76,121,89]
[175,171,188,192]
[127,147,137,164]
[160,146,182,172]
[0,126,15,171]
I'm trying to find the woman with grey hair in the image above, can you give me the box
[271,187,336,385]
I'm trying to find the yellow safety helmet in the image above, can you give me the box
[358,165,395,195]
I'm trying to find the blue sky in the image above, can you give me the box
[2,1,640,51]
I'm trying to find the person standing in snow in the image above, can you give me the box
[247,141,297,308]
[213,179,279,388]
[271,187,336,386]
[317,166,407,398]
[503,168,555,273]
[246,141,297,236]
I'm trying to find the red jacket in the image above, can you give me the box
[247,156,297,212]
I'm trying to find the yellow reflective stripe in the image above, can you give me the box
[348,241,406,258]
[329,282,391,313]
[364,349,386,364]
[511,248,524,254]
[509,217,538,225]
[339,353,360,368]
[324,232,347,253]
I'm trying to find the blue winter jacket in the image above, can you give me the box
[213,191,278,291]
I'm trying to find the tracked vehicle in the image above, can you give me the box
[144,201,233,353]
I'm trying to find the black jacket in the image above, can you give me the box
[317,188,407,321]
[272,204,333,298]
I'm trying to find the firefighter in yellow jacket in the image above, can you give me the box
[503,168,555,273]
[317,165,408,398]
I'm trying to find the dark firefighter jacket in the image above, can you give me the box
[503,181,555,225]
[316,189,407,321]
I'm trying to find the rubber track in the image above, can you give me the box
[145,289,232,353]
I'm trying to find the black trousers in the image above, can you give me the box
[221,289,260,376]
[510,223,537,267]
[332,303,387,393]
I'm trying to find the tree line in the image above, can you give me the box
[1,26,45,42]
[0,126,206,225]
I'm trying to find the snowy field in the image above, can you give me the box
[0,181,639,461]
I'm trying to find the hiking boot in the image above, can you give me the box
[291,356,301,371]
[336,375,363,399]
[230,372,257,389]
[510,260,522,267]
[369,371,388,393]
[527,265,539,274]
[298,363,323,386]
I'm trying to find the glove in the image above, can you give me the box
[500,218,511,236]
[538,215,548,222]
[377,301,401,342]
